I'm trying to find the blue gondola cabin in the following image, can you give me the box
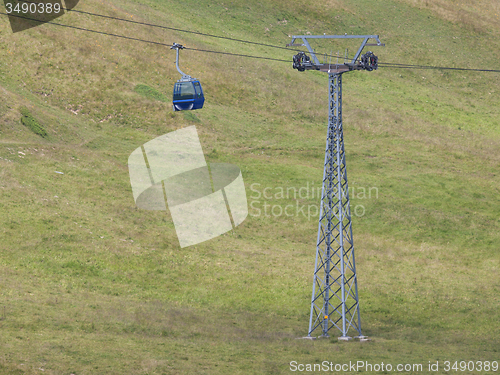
[172,80,204,111]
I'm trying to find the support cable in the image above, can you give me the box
[378,62,500,73]
[1,8,500,73]
[12,0,307,53]
[0,11,290,62]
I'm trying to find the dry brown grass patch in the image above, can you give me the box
[398,0,500,33]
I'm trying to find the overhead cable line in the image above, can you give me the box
[0,3,429,67]
[0,11,290,62]
[14,0,305,53]
[1,9,499,73]
[378,62,500,73]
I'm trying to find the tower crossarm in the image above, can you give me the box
[288,35,384,72]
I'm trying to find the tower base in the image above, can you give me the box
[355,335,371,342]
[338,336,352,341]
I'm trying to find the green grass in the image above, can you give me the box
[134,84,169,103]
[1,0,500,374]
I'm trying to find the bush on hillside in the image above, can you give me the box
[20,107,47,137]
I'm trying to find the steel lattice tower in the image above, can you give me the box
[308,73,362,340]
[288,35,383,340]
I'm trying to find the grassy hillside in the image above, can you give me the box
[1,0,499,374]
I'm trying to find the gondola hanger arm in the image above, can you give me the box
[171,43,192,80]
